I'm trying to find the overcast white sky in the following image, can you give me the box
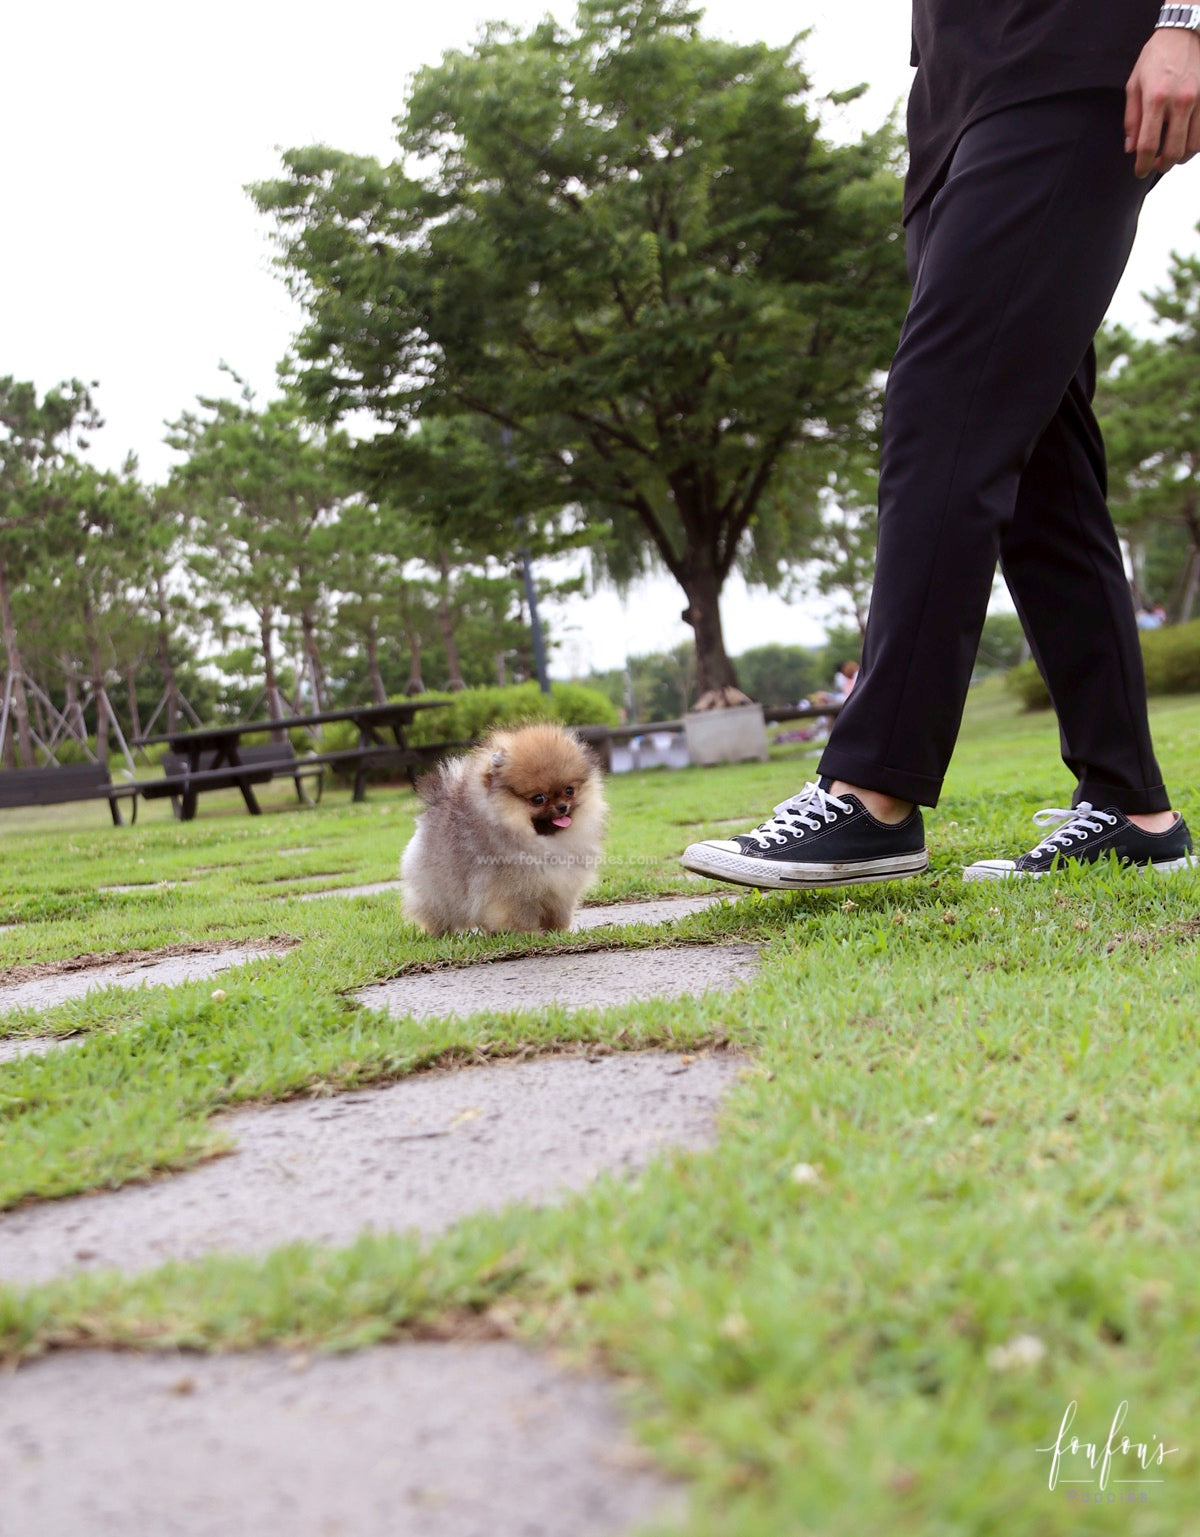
[5,1,1198,673]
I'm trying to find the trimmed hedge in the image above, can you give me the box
[1007,618,1200,710]
[316,682,620,771]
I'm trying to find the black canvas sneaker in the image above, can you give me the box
[964,802,1197,880]
[681,779,929,890]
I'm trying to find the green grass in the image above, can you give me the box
[2,681,1199,1536]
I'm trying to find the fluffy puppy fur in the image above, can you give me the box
[401,723,607,935]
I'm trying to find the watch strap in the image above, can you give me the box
[1156,4,1200,30]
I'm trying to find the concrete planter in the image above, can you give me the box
[683,703,769,766]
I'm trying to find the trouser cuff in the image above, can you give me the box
[816,748,944,809]
[1074,778,1171,815]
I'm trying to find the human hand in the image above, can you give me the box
[1125,26,1200,176]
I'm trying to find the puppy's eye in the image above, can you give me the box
[531,794,547,806]
[564,786,575,797]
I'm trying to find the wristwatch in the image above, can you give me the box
[1155,4,1200,30]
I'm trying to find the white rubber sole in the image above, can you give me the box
[963,854,1200,881]
[680,842,930,891]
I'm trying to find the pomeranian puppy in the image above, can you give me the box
[401,723,607,935]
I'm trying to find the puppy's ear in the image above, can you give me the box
[578,742,604,778]
[415,767,446,805]
[483,748,506,790]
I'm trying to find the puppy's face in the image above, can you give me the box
[482,725,598,840]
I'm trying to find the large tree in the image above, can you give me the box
[0,378,100,767]
[167,376,347,723]
[253,0,908,702]
[1098,244,1200,620]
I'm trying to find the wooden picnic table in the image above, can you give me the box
[132,700,450,820]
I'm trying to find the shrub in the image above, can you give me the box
[1005,659,1052,711]
[1006,617,1200,711]
[37,736,99,767]
[315,683,620,781]
[1141,618,1200,695]
[401,682,619,747]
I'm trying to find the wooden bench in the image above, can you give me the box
[573,721,684,773]
[574,707,845,771]
[0,762,141,825]
[140,743,325,819]
[301,743,440,801]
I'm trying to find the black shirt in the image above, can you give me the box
[905,0,1162,218]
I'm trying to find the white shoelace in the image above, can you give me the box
[1028,801,1118,859]
[745,781,852,849]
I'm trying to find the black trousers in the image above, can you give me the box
[819,90,1170,813]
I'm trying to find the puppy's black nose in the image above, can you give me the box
[555,802,569,815]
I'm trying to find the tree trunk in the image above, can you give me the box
[155,578,181,734]
[31,685,50,746]
[0,554,35,768]
[62,663,87,743]
[300,607,326,711]
[1180,545,1200,625]
[405,625,425,696]
[679,555,741,705]
[261,605,286,741]
[125,666,143,742]
[83,595,111,760]
[365,616,387,705]
[435,548,465,691]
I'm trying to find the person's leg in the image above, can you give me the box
[681,91,1192,891]
[999,351,1169,813]
[818,90,1155,808]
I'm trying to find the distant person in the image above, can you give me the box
[684,1,1197,889]
[834,661,860,701]
[1137,604,1165,630]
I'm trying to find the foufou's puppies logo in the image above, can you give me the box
[1037,1400,1179,1499]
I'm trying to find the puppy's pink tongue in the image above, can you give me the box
[552,814,572,828]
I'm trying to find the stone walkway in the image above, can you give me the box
[0,945,288,1015]
[0,1051,743,1286]
[0,1034,74,1066]
[0,891,755,1536]
[0,1343,681,1537]
[299,883,729,933]
[359,943,758,1021]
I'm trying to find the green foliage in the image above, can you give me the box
[733,644,819,706]
[405,683,619,744]
[976,611,1027,673]
[1008,617,1200,710]
[1142,617,1200,694]
[317,683,619,768]
[253,0,909,694]
[796,456,880,633]
[1098,247,1200,618]
[1006,659,1051,710]
[624,643,696,721]
[167,372,349,715]
[1,377,104,768]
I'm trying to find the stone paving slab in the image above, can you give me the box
[299,878,405,900]
[0,1034,74,1066]
[572,895,729,930]
[99,880,179,894]
[0,1051,743,1285]
[0,946,289,1015]
[0,1342,681,1537]
[359,943,758,1021]
[299,887,733,934]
